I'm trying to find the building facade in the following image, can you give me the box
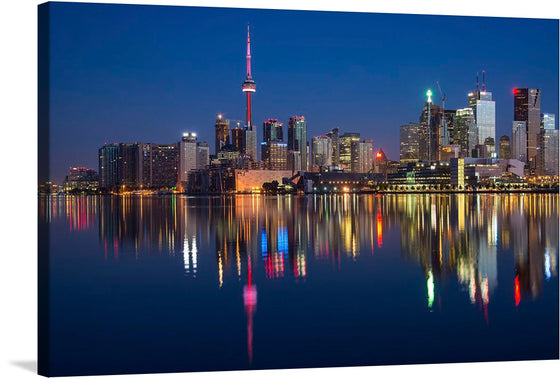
[214,115,230,155]
[514,88,541,170]
[261,141,288,170]
[311,135,333,168]
[512,121,527,163]
[498,135,511,160]
[287,116,308,171]
[400,123,421,163]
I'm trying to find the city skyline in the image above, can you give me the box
[46,3,558,183]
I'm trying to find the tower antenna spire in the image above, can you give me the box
[246,23,251,77]
[482,70,486,91]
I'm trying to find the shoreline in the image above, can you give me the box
[39,188,560,196]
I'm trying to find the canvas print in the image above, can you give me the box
[38,1,559,377]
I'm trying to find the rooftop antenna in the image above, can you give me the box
[482,70,486,91]
[476,72,479,91]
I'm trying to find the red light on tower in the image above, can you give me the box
[513,88,518,95]
[376,151,382,159]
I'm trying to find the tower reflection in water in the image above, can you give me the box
[40,193,558,363]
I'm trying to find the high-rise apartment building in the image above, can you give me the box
[231,126,245,155]
[512,121,527,163]
[311,135,333,167]
[537,113,558,176]
[197,141,210,169]
[454,108,476,157]
[98,143,120,190]
[498,135,511,160]
[288,116,308,171]
[351,139,374,173]
[214,114,230,155]
[261,141,288,170]
[326,127,340,166]
[514,88,541,170]
[339,132,360,170]
[179,133,198,190]
[263,119,283,144]
[399,123,420,163]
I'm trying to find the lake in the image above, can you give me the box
[39,193,559,376]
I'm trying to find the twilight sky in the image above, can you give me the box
[47,2,559,183]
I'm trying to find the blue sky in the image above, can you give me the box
[47,2,558,183]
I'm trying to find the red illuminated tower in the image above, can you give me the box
[241,24,258,160]
[242,24,256,128]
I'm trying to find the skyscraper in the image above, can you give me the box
[454,108,476,157]
[119,143,139,188]
[512,121,527,163]
[469,75,496,151]
[231,124,245,155]
[288,116,308,171]
[179,132,198,190]
[419,90,442,161]
[263,119,283,144]
[311,135,333,167]
[261,141,288,170]
[137,143,179,188]
[339,132,360,170]
[197,141,210,169]
[214,114,230,154]
[326,127,340,166]
[399,123,420,163]
[351,139,374,173]
[498,135,511,160]
[514,88,541,170]
[242,25,257,161]
[98,143,120,190]
[538,113,558,176]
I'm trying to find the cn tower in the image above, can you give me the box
[242,24,256,128]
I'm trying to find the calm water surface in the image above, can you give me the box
[40,193,559,376]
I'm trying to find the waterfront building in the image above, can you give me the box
[469,76,496,149]
[261,141,288,170]
[217,144,241,166]
[512,121,527,163]
[235,169,293,193]
[197,141,210,169]
[288,116,308,171]
[499,135,512,160]
[514,88,541,170]
[399,123,421,163]
[351,139,374,173]
[326,127,340,165]
[98,143,120,190]
[287,150,302,172]
[137,143,179,189]
[231,125,245,154]
[339,132,360,170]
[419,90,442,161]
[484,137,496,159]
[214,114,230,155]
[263,119,283,144]
[179,132,197,190]
[63,167,99,192]
[311,135,333,168]
[537,113,559,176]
[443,109,456,145]
[118,143,139,188]
[454,108,476,157]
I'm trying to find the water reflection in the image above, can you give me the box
[40,193,558,364]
